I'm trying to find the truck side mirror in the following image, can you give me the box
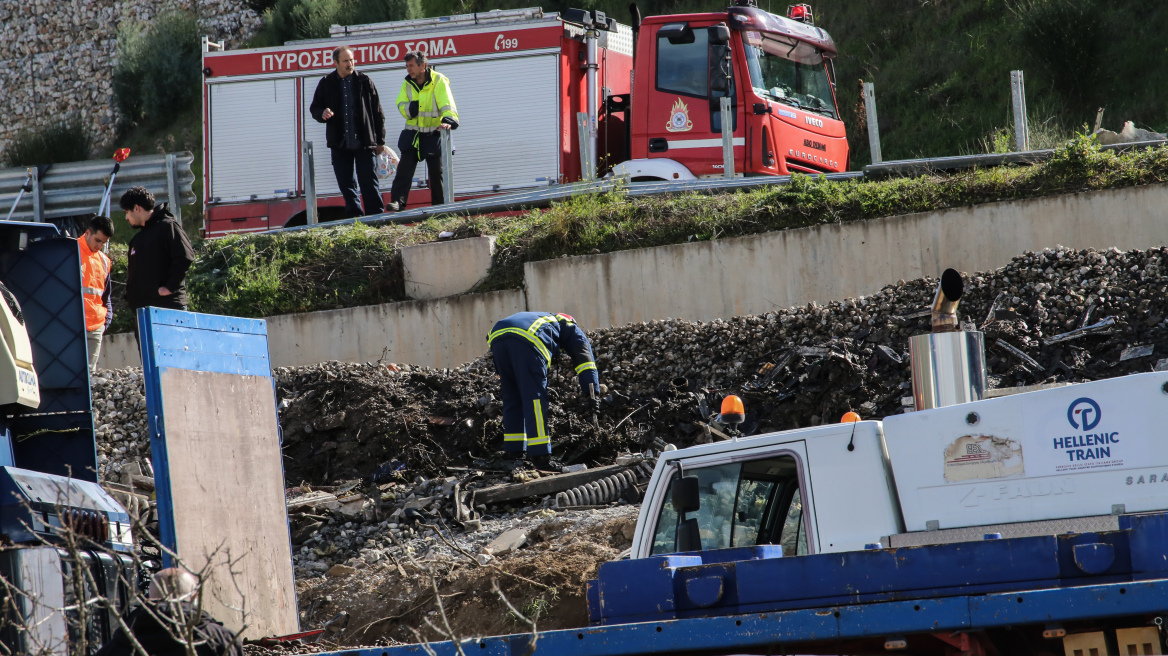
[708,24,731,45]
[672,475,701,514]
[705,67,724,93]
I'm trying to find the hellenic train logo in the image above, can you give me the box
[1068,398,1102,431]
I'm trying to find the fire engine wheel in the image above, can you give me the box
[284,206,349,228]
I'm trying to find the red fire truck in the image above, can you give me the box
[200,4,846,237]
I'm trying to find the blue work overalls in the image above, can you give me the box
[487,312,600,456]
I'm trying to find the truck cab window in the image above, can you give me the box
[656,27,709,98]
[649,455,806,555]
[742,43,837,119]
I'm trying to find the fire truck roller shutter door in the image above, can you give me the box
[301,68,403,198]
[429,55,560,194]
[210,79,299,201]
[301,54,559,201]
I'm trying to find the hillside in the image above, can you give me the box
[420,0,1166,165]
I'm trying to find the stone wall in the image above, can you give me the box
[0,0,261,160]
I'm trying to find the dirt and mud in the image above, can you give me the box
[94,245,1168,651]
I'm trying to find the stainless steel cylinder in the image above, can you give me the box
[909,331,987,411]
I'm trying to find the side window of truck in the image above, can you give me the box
[649,455,807,555]
[656,25,709,98]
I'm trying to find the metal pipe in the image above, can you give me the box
[586,28,599,180]
[1011,70,1029,152]
[909,331,986,411]
[166,154,181,224]
[720,96,735,179]
[577,112,594,180]
[863,82,882,164]
[302,141,318,225]
[4,170,32,222]
[440,129,454,204]
[930,268,964,333]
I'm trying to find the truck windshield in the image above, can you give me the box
[743,43,837,119]
[650,455,807,555]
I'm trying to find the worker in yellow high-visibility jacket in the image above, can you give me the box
[388,50,459,211]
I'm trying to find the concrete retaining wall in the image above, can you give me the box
[526,184,1168,327]
[100,182,1168,370]
[98,289,525,370]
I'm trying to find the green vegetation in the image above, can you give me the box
[248,0,421,46]
[105,138,1168,333]
[113,11,202,131]
[399,0,1165,165]
[3,119,94,166]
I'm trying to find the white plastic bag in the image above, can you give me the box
[375,148,400,180]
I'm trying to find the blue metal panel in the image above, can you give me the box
[735,537,1058,607]
[1056,531,1130,578]
[586,580,601,625]
[138,307,275,564]
[697,544,782,564]
[1120,512,1168,576]
[314,578,1168,656]
[141,308,270,377]
[10,413,100,482]
[968,579,1168,626]
[0,236,91,413]
[596,555,701,619]
[0,230,97,482]
[518,606,840,656]
[836,596,970,638]
[0,429,12,468]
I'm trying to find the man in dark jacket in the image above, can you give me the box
[95,568,242,656]
[309,45,392,217]
[120,187,195,335]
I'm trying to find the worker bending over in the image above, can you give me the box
[488,312,600,465]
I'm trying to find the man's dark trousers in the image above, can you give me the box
[390,131,445,211]
[331,148,384,217]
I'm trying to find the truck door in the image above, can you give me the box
[643,448,813,557]
[644,22,741,176]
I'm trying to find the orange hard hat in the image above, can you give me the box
[840,411,861,423]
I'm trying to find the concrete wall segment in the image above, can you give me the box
[97,289,526,370]
[402,236,496,300]
[526,184,1168,327]
[98,182,1168,371]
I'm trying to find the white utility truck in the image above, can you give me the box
[631,268,1156,557]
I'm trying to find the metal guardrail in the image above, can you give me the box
[264,138,1167,235]
[0,152,196,223]
[862,139,1168,178]
[268,171,865,234]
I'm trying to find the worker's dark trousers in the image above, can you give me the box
[330,147,384,217]
[390,130,445,210]
[490,336,552,456]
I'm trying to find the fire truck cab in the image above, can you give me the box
[616,3,847,181]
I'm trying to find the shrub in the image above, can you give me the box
[255,0,417,46]
[113,11,202,128]
[3,118,94,166]
[1009,0,1104,111]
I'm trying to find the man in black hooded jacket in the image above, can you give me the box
[120,186,195,334]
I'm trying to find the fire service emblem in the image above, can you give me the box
[666,98,693,132]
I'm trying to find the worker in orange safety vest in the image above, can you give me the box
[79,215,115,371]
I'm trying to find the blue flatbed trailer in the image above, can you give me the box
[314,511,1168,656]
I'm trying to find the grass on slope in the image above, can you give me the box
[106,137,1168,333]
